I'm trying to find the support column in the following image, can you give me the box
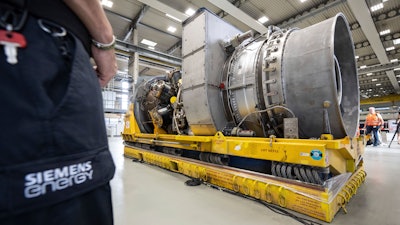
[128,28,139,99]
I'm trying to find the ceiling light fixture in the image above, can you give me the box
[376,83,382,86]
[141,39,157,47]
[372,78,378,81]
[355,55,359,59]
[386,46,395,51]
[258,16,269,24]
[148,46,155,50]
[300,0,308,2]
[166,14,182,22]
[394,38,400,45]
[167,26,177,33]
[185,8,196,16]
[391,59,399,62]
[370,3,383,12]
[366,73,373,76]
[379,29,390,36]
[101,0,113,8]
[394,68,400,71]
[360,65,367,69]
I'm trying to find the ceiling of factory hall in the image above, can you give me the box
[102,0,400,100]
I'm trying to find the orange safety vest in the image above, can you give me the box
[365,113,381,126]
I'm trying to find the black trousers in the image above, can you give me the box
[0,13,115,225]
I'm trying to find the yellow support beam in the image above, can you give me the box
[360,94,400,106]
[124,146,366,222]
[122,131,364,174]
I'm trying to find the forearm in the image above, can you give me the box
[63,0,114,43]
[63,0,117,87]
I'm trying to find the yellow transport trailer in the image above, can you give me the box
[122,9,365,222]
[122,104,366,222]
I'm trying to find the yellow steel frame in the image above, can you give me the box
[122,114,364,174]
[122,104,367,221]
[124,146,366,222]
[123,104,364,175]
[123,132,364,173]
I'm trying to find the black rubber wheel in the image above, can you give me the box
[280,164,288,178]
[306,167,316,184]
[276,163,282,177]
[271,162,277,176]
[299,167,310,183]
[286,165,296,179]
[312,168,324,185]
[293,166,302,181]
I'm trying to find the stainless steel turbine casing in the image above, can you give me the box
[281,13,359,138]
[181,9,242,135]
[182,9,359,138]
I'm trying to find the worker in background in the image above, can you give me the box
[375,110,384,145]
[396,112,400,144]
[0,0,116,224]
[365,107,384,146]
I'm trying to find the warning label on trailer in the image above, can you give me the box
[292,196,326,220]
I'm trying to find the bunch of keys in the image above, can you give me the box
[0,24,27,65]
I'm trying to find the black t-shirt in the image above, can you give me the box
[2,0,91,53]
[28,0,91,53]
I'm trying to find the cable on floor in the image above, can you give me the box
[131,158,143,163]
[257,200,323,225]
[184,178,202,186]
[202,182,323,225]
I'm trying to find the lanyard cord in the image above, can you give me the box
[0,0,28,31]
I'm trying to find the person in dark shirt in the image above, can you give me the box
[0,0,116,224]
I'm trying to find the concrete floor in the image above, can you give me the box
[108,135,400,225]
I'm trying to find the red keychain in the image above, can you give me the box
[0,29,27,64]
[0,29,27,47]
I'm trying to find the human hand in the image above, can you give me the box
[91,45,117,87]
